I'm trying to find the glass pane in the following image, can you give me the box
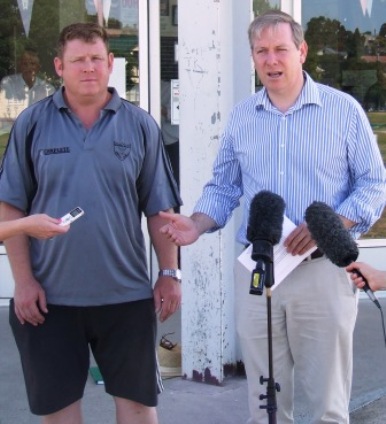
[0,0,140,161]
[160,0,179,189]
[253,0,281,16]
[302,0,386,237]
[252,1,281,89]
[302,0,386,107]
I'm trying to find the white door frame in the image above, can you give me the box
[138,1,162,283]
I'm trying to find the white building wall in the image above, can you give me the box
[178,0,253,383]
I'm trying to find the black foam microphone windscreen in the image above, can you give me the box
[305,201,358,267]
[305,201,380,308]
[247,190,285,246]
[247,191,285,293]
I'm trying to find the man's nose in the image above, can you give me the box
[82,59,95,72]
[265,52,278,65]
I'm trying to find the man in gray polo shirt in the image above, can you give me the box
[0,23,181,424]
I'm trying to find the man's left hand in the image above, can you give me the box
[154,277,182,322]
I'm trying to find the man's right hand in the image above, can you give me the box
[159,211,201,246]
[14,278,48,326]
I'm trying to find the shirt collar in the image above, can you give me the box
[18,74,43,89]
[254,72,322,112]
[53,86,122,112]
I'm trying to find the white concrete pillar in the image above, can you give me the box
[178,0,252,383]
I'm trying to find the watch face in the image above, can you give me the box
[160,269,181,280]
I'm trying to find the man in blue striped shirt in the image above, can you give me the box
[160,10,386,424]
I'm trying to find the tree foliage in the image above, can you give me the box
[253,0,279,15]
[0,0,24,80]
[304,15,386,107]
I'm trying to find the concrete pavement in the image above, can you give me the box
[1,297,386,423]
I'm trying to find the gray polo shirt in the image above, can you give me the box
[0,88,181,306]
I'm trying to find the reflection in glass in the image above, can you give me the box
[253,0,281,15]
[86,0,139,104]
[160,0,179,188]
[0,0,140,160]
[0,49,55,125]
[0,47,55,160]
[302,0,386,111]
[252,1,281,89]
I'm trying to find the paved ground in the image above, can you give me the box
[1,297,386,423]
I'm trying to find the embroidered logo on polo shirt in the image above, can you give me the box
[114,142,131,161]
[41,147,70,155]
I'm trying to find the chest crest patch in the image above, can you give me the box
[114,142,131,161]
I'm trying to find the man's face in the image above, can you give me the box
[251,23,307,98]
[19,52,40,88]
[54,38,113,102]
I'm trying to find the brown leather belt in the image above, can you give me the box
[302,248,324,262]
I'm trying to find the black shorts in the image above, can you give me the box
[9,298,163,416]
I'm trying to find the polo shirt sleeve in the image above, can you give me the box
[0,108,37,212]
[136,115,182,216]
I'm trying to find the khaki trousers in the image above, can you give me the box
[235,256,358,424]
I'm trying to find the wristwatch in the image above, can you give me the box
[159,269,182,282]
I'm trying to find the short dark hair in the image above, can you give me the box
[56,22,109,58]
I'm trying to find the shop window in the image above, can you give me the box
[250,1,386,238]
[160,0,179,189]
[302,0,386,110]
[0,0,139,160]
[302,0,386,238]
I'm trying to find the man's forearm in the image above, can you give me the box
[148,211,179,269]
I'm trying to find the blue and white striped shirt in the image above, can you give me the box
[194,73,386,244]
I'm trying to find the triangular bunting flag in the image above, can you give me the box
[17,0,34,37]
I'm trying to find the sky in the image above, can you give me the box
[302,0,386,34]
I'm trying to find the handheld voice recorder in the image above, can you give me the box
[59,207,85,226]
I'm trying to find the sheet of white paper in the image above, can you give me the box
[237,216,317,290]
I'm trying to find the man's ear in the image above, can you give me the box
[108,52,114,74]
[54,57,63,77]
[299,40,308,64]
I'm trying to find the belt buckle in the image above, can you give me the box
[303,248,321,262]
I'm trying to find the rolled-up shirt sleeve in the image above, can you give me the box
[193,128,243,232]
[336,106,386,235]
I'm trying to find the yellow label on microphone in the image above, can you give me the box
[252,272,261,288]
